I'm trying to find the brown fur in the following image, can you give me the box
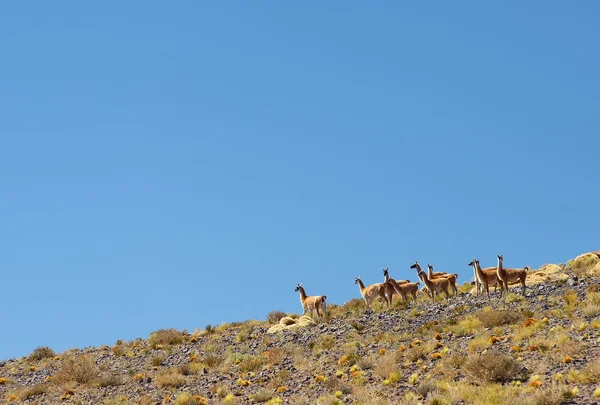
[427,264,458,296]
[496,255,527,295]
[469,259,501,299]
[382,268,409,304]
[294,284,327,319]
[386,279,420,303]
[411,263,450,303]
[355,277,389,308]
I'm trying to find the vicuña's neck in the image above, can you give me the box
[357,279,365,291]
[497,258,504,273]
[298,288,307,301]
[384,273,389,282]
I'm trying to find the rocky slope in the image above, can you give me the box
[1,252,600,405]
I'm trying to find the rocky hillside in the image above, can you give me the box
[1,252,600,405]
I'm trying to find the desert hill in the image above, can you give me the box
[1,252,600,405]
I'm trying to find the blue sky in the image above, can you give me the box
[1,2,598,360]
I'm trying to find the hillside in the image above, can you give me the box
[1,252,600,405]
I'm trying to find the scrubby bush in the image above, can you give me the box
[19,383,48,400]
[148,329,184,347]
[155,370,186,388]
[567,253,600,277]
[374,353,398,379]
[53,356,99,385]
[266,311,287,324]
[28,346,55,362]
[175,393,207,405]
[239,356,264,373]
[464,351,522,383]
[476,309,522,328]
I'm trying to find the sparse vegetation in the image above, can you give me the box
[53,355,99,385]
[3,251,600,404]
[148,329,184,347]
[266,311,287,324]
[28,346,55,361]
[464,351,522,383]
[155,369,186,388]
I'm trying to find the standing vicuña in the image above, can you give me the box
[469,258,501,299]
[411,261,450,303]
[427,264,459,296]
[496,255,527,296]
[382,268,409,304]
[355,277,389,309]
[294,284,327,319]
[386,278,420,303]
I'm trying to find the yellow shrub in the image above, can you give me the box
[237,378,249,386]
[408,373,419,385]
[314,375,327,383]
[528,375,543,388]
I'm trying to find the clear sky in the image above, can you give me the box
[1,2,599,360]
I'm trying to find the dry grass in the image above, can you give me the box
[251,389,274,403]
[476,308,522,328]
[464,351,522,383]
[174,393,207,405]
[19,383,49,400]
[97,373,123,387]
[201,354,224,369]
[148,329,184,347]
[374,353,398,379]
[521,386,569,405]
[28,346,55,362]
[449,315,482,337]
[238,356,264,373]
[155,370,186,388]
[567,252,600,277]
[53,355,99,385]
[266,310,287,324]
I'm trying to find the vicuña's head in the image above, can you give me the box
[497,254,503,262]
[354,276,361,284]
[294,283,303,292]
[468,259,475,266]
[524,266,530,271]
[410,261,419,269]
[382,268,389,276]
[427,264,433,270]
